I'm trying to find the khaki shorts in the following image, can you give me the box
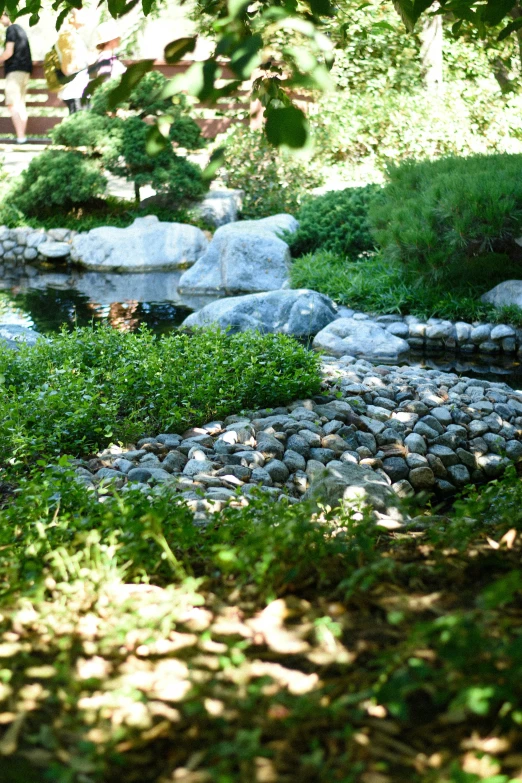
[5,71,30,106]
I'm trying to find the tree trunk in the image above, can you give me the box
[134,182,140,204]
[420,1,444,92]
[491,57,515,93]
[509,2,522,75]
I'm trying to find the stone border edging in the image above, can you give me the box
[337,306,522,360]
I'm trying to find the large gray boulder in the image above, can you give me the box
[182,289,338,337]
[481,280,522,308]
[177,214,298,296]
[0,323,41,350]
[313,318,410,361]
[70,216,208,272]
[304,461,403,521]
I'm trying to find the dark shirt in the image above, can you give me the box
[4,24,32,76]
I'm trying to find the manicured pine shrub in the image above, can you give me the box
[9,150,107,216]
[369,153,522,285]
[288,185,379,258]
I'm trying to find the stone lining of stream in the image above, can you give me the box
[68,356,522,524]
[335,306,522,360]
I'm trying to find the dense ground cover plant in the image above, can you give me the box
[369,153,522,286]
[288,185,378,258]
[0,326,320,468]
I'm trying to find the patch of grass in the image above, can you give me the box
[0,325,321,469]
[290,250,522,325]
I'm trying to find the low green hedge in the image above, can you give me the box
[0,326,321,467]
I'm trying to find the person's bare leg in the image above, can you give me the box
[7,102,27,141]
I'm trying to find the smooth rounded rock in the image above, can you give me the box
[128,468,153,483]
[283,449,306,472]
[382,457,409,482]
[447,464,471,486]
[72,216,208,272]
[409,466,436,489]
[404,432,427,455]
[265,459,290,483]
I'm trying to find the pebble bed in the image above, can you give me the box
[71,358,522,513]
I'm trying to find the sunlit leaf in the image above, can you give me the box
[164,37,197,64]
[202,146,225,181]
[498,16,522,41]
[145,124,168,156]
[228,0,249,18]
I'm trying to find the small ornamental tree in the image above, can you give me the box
[52,72,207,205]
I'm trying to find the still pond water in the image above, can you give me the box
[1,264,522,389]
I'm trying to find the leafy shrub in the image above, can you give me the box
[9,150,107,217]
[51,111,114,150]
[288,185,378,258]
[369,153,522,285]
[108,116,207,203]
[0,326,321,466]
[222,126,323,219]
[311,82,522,177]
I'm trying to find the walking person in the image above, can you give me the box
[56,8,90,114]
[93,20,126,80]
[0,13,32,143]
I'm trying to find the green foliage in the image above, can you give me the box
[0,326,321,467]
[0,195,211,232]
[369,153,522,285]
[290,251,522,324]
[2,454,522,779]
[8,150,107,217]
[51,72,206,206]
[312,83,522,177]
[222,126,323,219]
[327,0,424,94]
[113,116,206,202]
[51,112,115,150]
[289,185,378,258]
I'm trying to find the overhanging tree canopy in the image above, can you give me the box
[4,0,522,148]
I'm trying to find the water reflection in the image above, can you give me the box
[0,265,217,335]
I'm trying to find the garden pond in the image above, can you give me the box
[2,262,522,389]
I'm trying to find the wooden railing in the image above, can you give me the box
[0,60,251,139]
